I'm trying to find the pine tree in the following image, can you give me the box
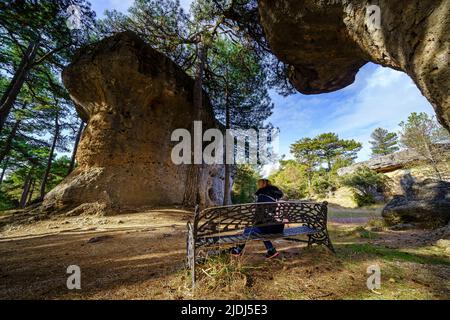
[312,133,361,172]
[0,62,80,207]
[399,112,450,180]
[369,128,399,157]
[0,0,96,133]
[206,38,273,204]
[290,133,362,194]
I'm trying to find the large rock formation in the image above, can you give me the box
[258,0,450,130]
[382,179,450,228]
[42,32,226,215]
[337,149,425,176]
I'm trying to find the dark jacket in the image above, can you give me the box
[255,185,283,203]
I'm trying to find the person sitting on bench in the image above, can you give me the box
[230,179,284,259]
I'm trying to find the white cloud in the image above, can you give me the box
[324,66,434,160]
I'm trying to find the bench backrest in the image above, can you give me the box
[193,201,328,238]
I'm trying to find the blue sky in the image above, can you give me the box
[90,0,435,168]
[269,63,434,162]
[91,0,192,15]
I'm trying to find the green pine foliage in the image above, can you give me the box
[0,1,95,210]
[232,164,261,204]
[369,128,399,157]
[286,132,362,197]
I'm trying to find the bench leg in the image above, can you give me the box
[323,234,336,254]
[308,231,336,254]
[307,235,313,249]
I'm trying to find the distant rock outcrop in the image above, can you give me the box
[337,149,425,176]
[258,0,450,131]
[382,179,450,228]
[42,32,226,215]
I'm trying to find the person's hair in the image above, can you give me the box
[258,178,271,185]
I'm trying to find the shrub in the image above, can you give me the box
[341,166,387,207]
[270,160,309,199]
[353,193,376,207]
[312,176,331,197]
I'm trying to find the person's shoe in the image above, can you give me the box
[265,249,280,259]
[230,247,243,257]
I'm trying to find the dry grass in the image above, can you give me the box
[0,209,448,300]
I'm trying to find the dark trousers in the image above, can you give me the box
[235,241,274,252]
[235,224,284,253]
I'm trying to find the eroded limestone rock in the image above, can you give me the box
[42,32,225,215]
[337,149,425,176]
[259,0,450,130]
[382,179,450,228]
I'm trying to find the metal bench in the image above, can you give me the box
[186,201,335,288]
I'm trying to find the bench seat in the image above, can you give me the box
[197,225,319,247]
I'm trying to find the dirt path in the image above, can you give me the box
[0,209,448,300]
[0,209,191,299]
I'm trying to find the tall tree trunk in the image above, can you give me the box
[0,38,40,133]
[307,170,312,195]
[0,119,21,164]
[0,157,9,185]
[67,121,84,176]
[223,167,231,205]
[39,111,60,201]
[19,167,33,209]
[223,157,231,204]
[223,79,231,205]
[27,178,36,205]
[183,42,207,207]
